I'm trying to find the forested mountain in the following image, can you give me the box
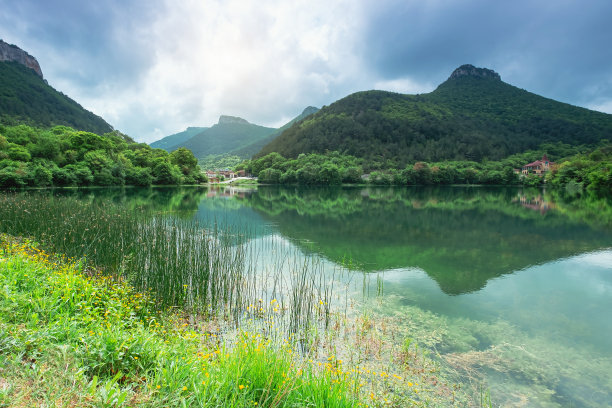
[151,107,318,169]
[0,40,113,135]
[150,126,208,151]
[231,106,319,159]
[168,116,276,159]
[256,65,612,164]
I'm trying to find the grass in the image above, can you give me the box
[0,236,360,407]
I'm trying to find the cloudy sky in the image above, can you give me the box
[1,0,611,143]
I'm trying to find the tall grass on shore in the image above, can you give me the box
[0,237,359,407]
[0,192,335,335]
[0,192,248,316]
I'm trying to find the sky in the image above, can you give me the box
[1,0,612,143]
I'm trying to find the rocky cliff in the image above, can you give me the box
[218,115,250,125]
[0,39,43,78]
[449,64,500,81]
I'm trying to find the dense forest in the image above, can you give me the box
[0,61,113,134]
[546,144,612,195]
[0,124,205,188]
[256,66,612,164]
[242,141,611,195]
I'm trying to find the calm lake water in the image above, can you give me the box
[39,186,612,406]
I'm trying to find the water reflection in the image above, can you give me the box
[239,186,612,294]
[43,185,611,296]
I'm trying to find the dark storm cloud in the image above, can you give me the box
[362,0,612,106]
[0,0,159,90]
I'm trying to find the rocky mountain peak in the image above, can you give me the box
[218,115,250,125]
[449,64,500,81]
[0,39,43,79]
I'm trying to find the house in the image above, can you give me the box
[522,154,554,176]
[218,170,235,179]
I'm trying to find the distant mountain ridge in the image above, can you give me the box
[151,107,320,165]
[180,116,276,159]
[0,40,113,134]
[256,64,612,163]
[150,126,208,150]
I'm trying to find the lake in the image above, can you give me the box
[4,185,612,406]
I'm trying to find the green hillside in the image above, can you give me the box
[151,108,318,169]
[256,65,612,164]
[150,126,207,151]
[0,61,113,135]
[231,106,319,158]
[174,116,276,159]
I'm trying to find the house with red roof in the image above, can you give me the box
[521,154,554,176]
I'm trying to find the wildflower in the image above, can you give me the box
[156,385,161,389]
[239,384,246,390]
[182,386,187,391]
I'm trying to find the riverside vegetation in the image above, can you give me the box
[242,143,612,195]
[0,124,206,188]
[0,192,480,407]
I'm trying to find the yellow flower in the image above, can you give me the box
[239,384,246,390]
[156,385,161,389]
[182,386,187,391]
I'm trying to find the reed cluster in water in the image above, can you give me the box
[0,192,333,335]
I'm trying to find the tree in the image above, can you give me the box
[318,163,341,185]
[7,144,31,161]
[259,168,282,184]
[341,166,362,183]
[152,159,182,185]
[170,147,198,171]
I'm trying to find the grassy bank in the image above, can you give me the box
[0,236,359,407]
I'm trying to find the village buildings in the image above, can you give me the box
[521,154,554,176]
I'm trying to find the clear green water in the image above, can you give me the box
[46,185,612,406]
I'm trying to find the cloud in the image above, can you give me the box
[373,77,434,95]
[1,0,371,142]
[588,100,612,115]
[361,0,612,106]
[1,0,612,142]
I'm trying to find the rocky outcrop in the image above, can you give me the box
[449,64,500,81]
[0,39,43,79]
[218,115,250,125]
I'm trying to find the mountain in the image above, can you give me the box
[151,107,319,168]
[231,106,319,158]
[179,115,277,159]
[0,40,113,135]
[150,126,208,151]
[256,64,612,164]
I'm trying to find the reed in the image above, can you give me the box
[0,191,335,335]
[0,192,246,315]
